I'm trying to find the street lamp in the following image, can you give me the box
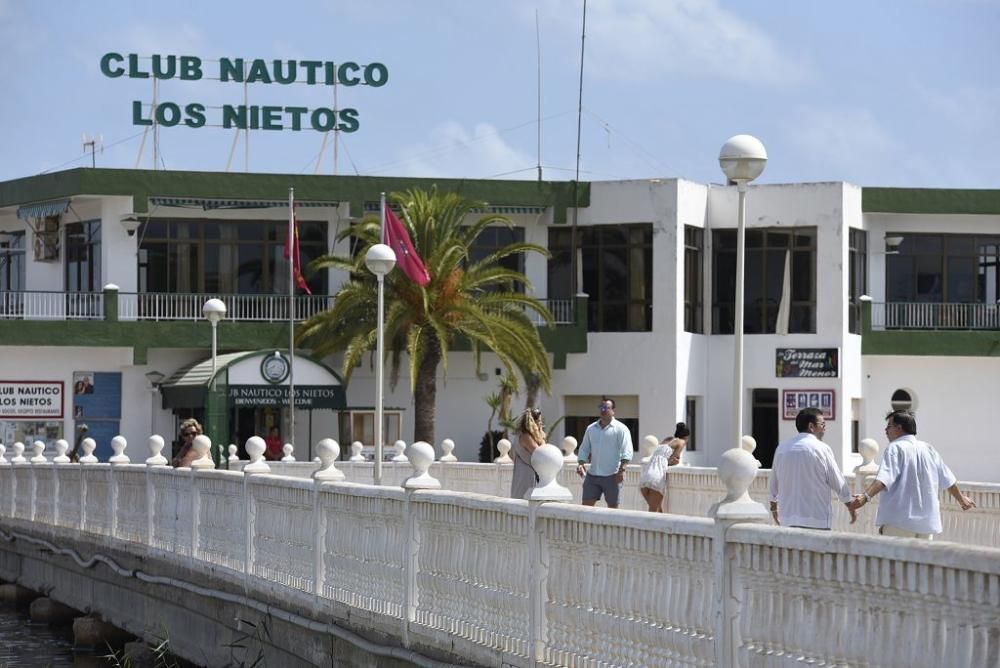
[719,134,767,451]
[202,298,227,375]
[365,243,396,486]
[145,370,165,437]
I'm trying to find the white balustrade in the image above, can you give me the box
[1,439,998,667]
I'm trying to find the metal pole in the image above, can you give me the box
[375,272,385,486]
[211,321,218,375]
[734,182,747,449]
[288,188,296,451]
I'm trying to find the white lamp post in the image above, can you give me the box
[365,243,396,485]
[719,134,767,450]
[202,298,227,375]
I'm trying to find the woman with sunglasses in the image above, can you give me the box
[171,418,203,468]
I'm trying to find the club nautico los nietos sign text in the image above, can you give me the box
[100,53,389,133]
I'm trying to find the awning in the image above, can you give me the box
[149,196,339,211]
[17,198,70,220]
[159,350,347,410]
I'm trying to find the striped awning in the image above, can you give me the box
[364,202,545,215]
[149,196,338,211]
[17,198,70,220]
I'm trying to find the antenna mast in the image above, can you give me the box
[570,0,587,295]
[536,9,543,182]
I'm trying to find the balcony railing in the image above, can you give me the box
[116,292,333,322]
[0,290,577,326]
[871,301,1000,330]
[528,297,574,325]
[0,291,103,320]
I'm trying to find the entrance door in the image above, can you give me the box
[751,388,779,468]
[231,406,282,458]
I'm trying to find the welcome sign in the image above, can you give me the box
[100,53,389,133]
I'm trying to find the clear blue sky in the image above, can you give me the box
[1,0,997,188]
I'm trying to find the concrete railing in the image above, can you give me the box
[243,459,1000,550]
[2,437,998,667]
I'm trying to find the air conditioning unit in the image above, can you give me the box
[33,216,60,261]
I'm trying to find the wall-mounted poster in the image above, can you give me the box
[775,348,839,378]
[782,389,835,420]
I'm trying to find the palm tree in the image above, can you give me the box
[297,187,553,446]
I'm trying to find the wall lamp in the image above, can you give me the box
[120,214,142,237]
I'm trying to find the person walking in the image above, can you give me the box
[576,397,633,508]
[848,410,975,539]
[639,422,690,512]
[511,407,545,499]
[768,407,856,528]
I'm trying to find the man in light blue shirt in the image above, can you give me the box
[576,397,634,508]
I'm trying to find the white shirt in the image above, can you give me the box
[769,432,852,529]
[875,434,957,535]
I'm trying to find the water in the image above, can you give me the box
[0,607,112,667]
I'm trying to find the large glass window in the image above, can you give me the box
[712,228,816,334]
[65,220,101,292]
[0,232,25,292]
[848,228,868,334]
[684,226,704,333]
[887,234,1000,304]
[138,219,327,294]
[468,226,525,292]
[548,224,653,332]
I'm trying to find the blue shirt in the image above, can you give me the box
[577,418,633,476]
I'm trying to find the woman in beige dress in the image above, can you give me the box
[511,408,545,499]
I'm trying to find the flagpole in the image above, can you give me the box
[288,187,296,454]
[374,192,387,486]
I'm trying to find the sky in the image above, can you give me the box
[1,0,997,189]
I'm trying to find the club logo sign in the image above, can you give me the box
[260,353,290,385]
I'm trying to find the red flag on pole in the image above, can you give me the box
[284,212,312,295]
[384,204,430,286]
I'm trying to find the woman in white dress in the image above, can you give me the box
[639,422,690,512]
[511,408,545,499]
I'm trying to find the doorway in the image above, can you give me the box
[231,406,282,457]
[751,388,779,468]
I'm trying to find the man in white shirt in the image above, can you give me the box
[848,410,974,539]
[769,408,856,529]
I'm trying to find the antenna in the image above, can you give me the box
[82,133,103,168]
[570,0,587,296]
[536,9,543,182]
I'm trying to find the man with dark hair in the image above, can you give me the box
[768,407,856,529]
[577,396,633,508]
[848,410,974,539]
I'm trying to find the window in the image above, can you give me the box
[685,396,698,451]
[890,389,914,412]
[563,415,639,453]
[468,226,526,292]
[887,234,1000,304]
[684,227,704,333]
[712,228,816,334]
[138,218,327,294]
[65,220,101,292]
[548,224,653,332]
[347,410,402,448]
[0,232,25,292]
[848,229,868,334]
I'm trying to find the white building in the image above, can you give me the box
[1,169,997,480]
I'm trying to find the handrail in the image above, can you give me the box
[871,301,1000,330]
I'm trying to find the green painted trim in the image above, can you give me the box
[863,188,1000,215]
[0,168,590,224]
[861,301,1000,356]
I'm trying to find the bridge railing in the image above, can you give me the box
[1,444,998,668]
[245,459,1000,549]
